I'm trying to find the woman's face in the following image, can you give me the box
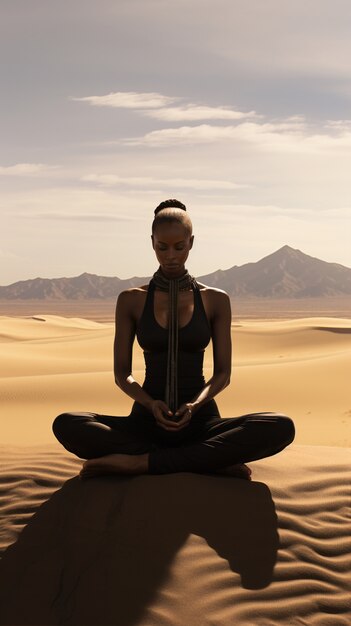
[151,221,194,278]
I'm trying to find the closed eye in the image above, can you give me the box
[158,246,185,251]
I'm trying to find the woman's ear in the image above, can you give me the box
[189,235,194,249]
[151,235,155,249]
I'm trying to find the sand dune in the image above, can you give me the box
[0,315,350,624]
[0,443,350,625]
[0,315,350,446]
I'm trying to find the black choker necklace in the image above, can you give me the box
[152,266,198,415]
[152,267,195,291]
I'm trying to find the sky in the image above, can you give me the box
[1,0,351,284]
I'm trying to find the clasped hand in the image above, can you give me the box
[151,399,195,431]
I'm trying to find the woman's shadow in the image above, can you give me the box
[0,471,279,626]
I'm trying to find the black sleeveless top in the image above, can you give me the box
[131,278,221,419]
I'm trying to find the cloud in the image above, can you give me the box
[124,124,241,146]
[71,90,259,122]
[324,120,351,131]
[70,91,178,109]
[73,89,350,155]
[81,174,246,191]
[143,105,258,122]
[123,119,351,155]
[200,203,310,220]
[70,90,351,158]
[1,187,155,222]
[71,91,258,122]
[0,163,54,176]
[122,122,284,147]
[26,213,137,222]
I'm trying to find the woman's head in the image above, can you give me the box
[152,199,192,237]
[151,199,194,277]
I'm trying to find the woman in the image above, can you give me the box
[52,199,295,480]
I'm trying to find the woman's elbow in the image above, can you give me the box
[114,371,130,389]
[114,372,124,388]
[222,369,231,387]
[215,371,231,387]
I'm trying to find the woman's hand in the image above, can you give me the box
[150,400,194,431]
[172,402,195,430]
[150,400,181,431]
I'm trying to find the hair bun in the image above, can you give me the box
[154,199,186,216]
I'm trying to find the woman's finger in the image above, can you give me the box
[174,414,191,428]
[158,421,182,431]
[156,412,182,430]
[175,405,192,419]
[175,404,193,417]
[159,401,173,415]
[162,411,191,430]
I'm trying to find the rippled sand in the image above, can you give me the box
[0,315,350,624]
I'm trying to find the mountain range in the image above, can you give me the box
[1,245,351,300]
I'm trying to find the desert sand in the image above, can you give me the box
[0,314,350,625]
[1,314,350,446]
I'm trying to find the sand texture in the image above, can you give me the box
[0,314,350,624]
[0,443,350,625]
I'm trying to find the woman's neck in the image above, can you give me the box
[153,266,195,292]
[158,265,187,280]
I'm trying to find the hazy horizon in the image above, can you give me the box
[1,1,351,284]
[2,243,351,287]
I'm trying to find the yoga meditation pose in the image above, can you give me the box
[52,199,295,480]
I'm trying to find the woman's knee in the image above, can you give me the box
[247,412,295,446]
[52,412,76,440]
[276,414,295,445]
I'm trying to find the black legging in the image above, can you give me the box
[52,410,295,474]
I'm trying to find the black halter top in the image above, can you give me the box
[135,278,212,409]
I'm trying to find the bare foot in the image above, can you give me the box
[214,463,252,480]
[79,453,149,479]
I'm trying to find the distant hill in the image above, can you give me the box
[1,246,351,299]
[0,273,150,300]
[198,245,351,297]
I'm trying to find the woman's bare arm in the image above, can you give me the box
[113,290,156,412]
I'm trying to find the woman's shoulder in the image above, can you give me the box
[118,284,148,297]
[116,285,149,308]
[115,286,149,323]
[196,282,231,321]
[196,281,230,299]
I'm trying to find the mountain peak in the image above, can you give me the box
[271,245,304,258]
[278,244,298,253]
[198,246,351,297]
